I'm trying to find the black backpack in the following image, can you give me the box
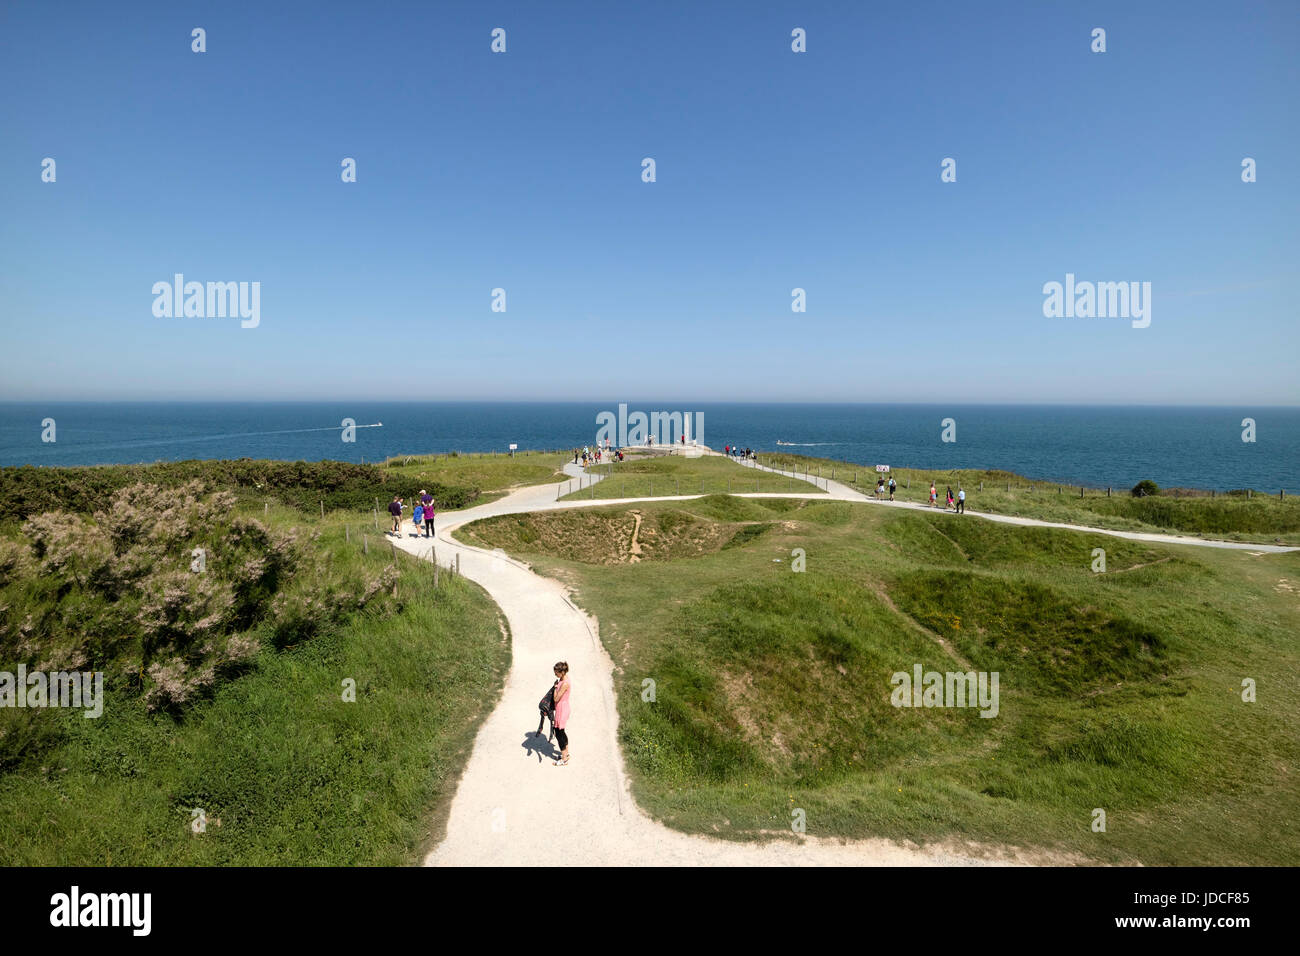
[539,685,556,717]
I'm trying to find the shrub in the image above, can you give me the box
[1131,480,1160,498]
[0,459,481,525]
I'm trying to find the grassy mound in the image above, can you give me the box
[459,501,775,565]
[463,495,1300,864]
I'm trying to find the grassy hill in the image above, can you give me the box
[0,466,510,865]
[756,452,1300,546]
[458,494,1300,865]
[559,452,821,501]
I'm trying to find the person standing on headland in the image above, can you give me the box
[888,476,897,501]
[388,495,403,535]
[551,661,571,766]
[957,487,966,514]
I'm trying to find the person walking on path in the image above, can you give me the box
[412,501,424,535]
[888,476,897,501]
[929,482,937,507]
[388,496,403,535]
[551,661,572,766]
[957,487,966,514]
[946,486,955,511]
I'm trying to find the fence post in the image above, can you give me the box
[456,553,461,575]
[979,481,983,491]
[264,500,268,516]
[1080,486,1084,498]
[363,534,368,555]
[345,525,350,543]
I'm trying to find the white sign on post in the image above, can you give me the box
[875,464,890,472]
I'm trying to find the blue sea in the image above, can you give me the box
[0,403,1295,493]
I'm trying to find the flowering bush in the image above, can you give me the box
[0,479,409,716]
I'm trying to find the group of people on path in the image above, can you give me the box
[927,482,965,513]
[723,444,755,460]
[575,443,623,467]
[866,475,966,512]
[387,490,437,536]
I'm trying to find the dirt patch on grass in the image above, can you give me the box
[464,508,767,565]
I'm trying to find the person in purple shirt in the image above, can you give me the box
[420,490,435,536]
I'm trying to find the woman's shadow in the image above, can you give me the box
[521,728,560,764]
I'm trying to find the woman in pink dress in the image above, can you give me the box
[552,661,572,766]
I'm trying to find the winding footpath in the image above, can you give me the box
[392,455,1295,867]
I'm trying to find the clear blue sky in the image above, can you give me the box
[1,0,1296,404]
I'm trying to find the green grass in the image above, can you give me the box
[461,495,1300,864]
[756,452,1300,546]
[0,497,509,865]
[558,453,822,501]
[381,450,566,508]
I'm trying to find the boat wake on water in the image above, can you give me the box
[61,423,384,454]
